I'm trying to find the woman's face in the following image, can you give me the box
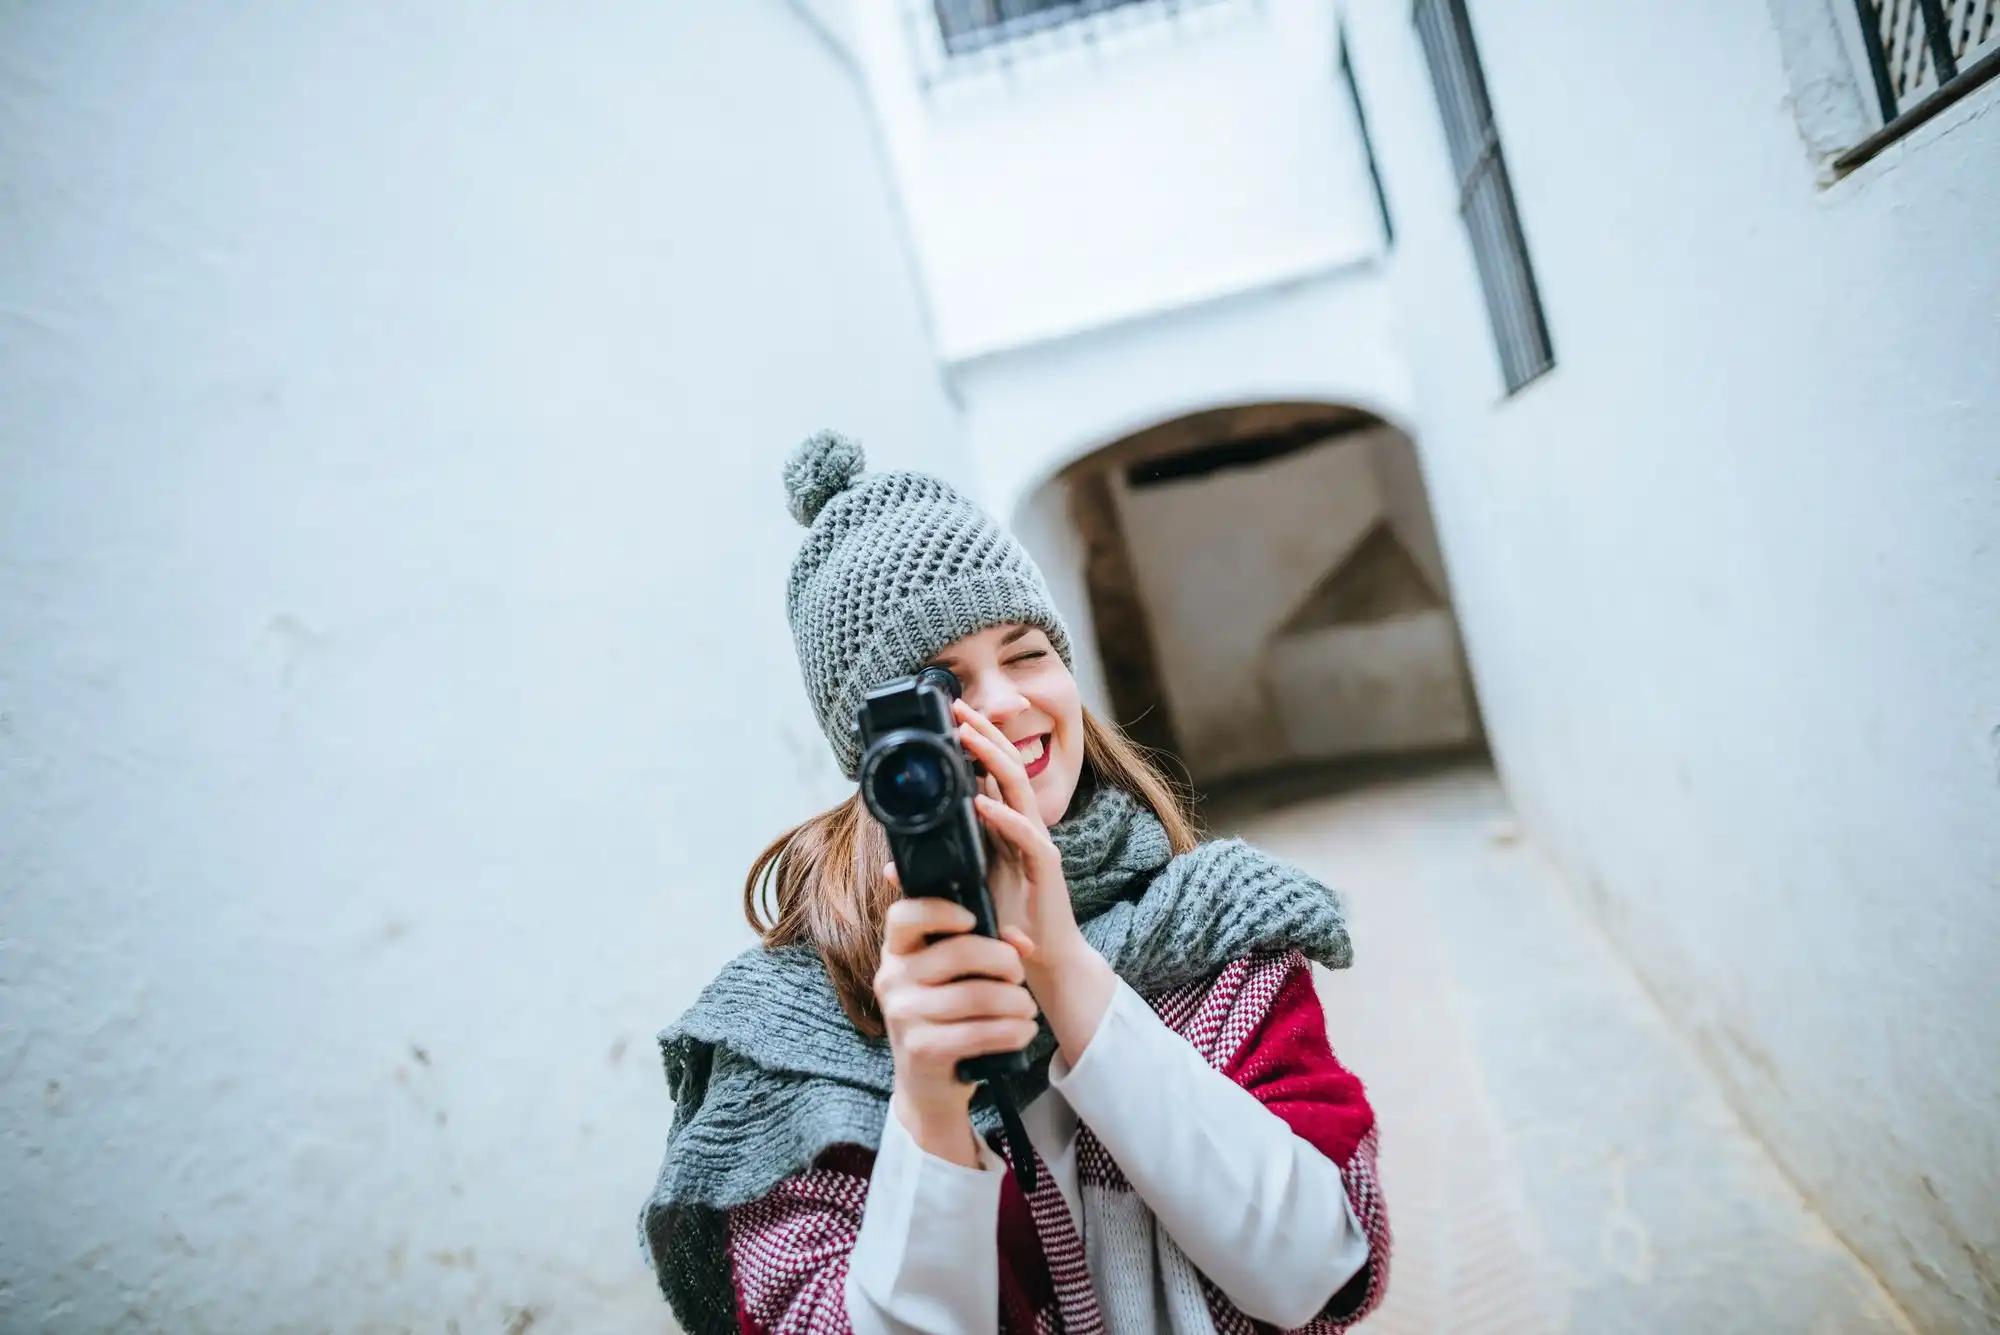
[926,623,1084,827]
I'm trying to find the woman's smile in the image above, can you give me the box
[1016,732,1052,778]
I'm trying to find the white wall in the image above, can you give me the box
[1265,610,1475,758]
[1342,2,2000,1327]
[1116,441,1384,780]
[0,3,964,1329]
[840,0,1386,362]
[1008,473,1113,720]
[974,265,1411,520]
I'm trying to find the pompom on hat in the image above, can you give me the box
[781,429,1074,777]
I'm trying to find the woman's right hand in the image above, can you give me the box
[874,868,1039,1169]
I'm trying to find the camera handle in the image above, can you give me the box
[951,934,1038,1192]
[957,1049,1030,1082]
[949,868,1035,1190]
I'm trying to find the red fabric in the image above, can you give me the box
[1207,957,1389,1330]
[994,1154,1058,1331]
[726,1146,872,1334]
[1224,962,1377,1182]
[725,951,1390,1334]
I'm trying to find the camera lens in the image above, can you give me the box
[867,741,950,825]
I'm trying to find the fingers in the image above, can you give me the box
[876,901,1039,1083]
[998,925,1039,962]
[886,977,1038,1026]
[882,897,1028,986]
[899,930,1027,987]
[900,1017,1040,1068]
[952,701,1040,820]
[974,792,1046,860]
[883,894,975,955]
[952,696,1010,748]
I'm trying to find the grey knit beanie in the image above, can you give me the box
[782,429,1073,777]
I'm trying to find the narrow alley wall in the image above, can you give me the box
[0,2,966,1327]
[1343,3,2000,1326]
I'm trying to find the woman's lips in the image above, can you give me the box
[1019,733,1052,779]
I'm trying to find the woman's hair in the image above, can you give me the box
[743,705,1199,1037]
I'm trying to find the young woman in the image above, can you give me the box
[640,431,1390,1334]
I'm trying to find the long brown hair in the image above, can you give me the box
[743,706,1199,1036]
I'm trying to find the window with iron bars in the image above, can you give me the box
[911,0,1239,85]
[932,0,1155,58]
[1840,0,2000,168]
[1413,0,1553,395]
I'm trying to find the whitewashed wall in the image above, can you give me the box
[1008,474,1113,720]
[0,3,965,1329]
[1341,2,2000,1328]
[838,0,1386,363]
[1115,442,1384,779]
[970,265,1409,520]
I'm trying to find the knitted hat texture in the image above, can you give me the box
[782,429,1073,777]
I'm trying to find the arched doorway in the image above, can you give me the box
[1035,401,1484,789]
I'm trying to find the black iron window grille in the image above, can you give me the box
[1413,0,1553,395]
[1840,0,2000,168]
[911,0,1240,85]
[933,0,1155,58]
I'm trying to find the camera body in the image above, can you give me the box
[856,666,1026,1080]
[856,667,993,926]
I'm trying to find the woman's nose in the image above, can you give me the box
[963,672,1027,726]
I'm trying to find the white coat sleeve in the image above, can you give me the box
[1049,977,1370,1329]
[843,1104,1004,1335]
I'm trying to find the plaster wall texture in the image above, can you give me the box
[973,266,1411,526]
[1113,440,1384,781]
[1368,424,1453,597]
[837,0,1386,362]
[1264,612,1476,761]
[0,3,966,1328]
[1340,1,2000,1326]
[1007,471,1113,722]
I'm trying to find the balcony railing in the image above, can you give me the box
[1840,0,2000,168]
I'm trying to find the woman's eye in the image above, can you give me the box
[1007,651,1047,665]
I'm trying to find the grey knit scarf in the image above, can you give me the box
[639,783,1353,1333]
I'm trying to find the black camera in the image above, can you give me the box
[856,666,1029,1081]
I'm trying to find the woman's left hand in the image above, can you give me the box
[953,698,1118,1060]
[951,699,1086,986]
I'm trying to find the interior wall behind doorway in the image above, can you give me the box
[1062,420,1478,787]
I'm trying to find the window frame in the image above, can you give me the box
[1412,0,1554,396]
[908,0,1243,87]
[931,0,1156,59]
[1337,20,1395,250]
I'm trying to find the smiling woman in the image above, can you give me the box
[638,430,1392,1335]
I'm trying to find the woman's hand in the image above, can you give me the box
[951,699,1083,966]
[951,698,1118,1065]
[874,883,1039,1168]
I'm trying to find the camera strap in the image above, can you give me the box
[988,1085,1039,1193]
